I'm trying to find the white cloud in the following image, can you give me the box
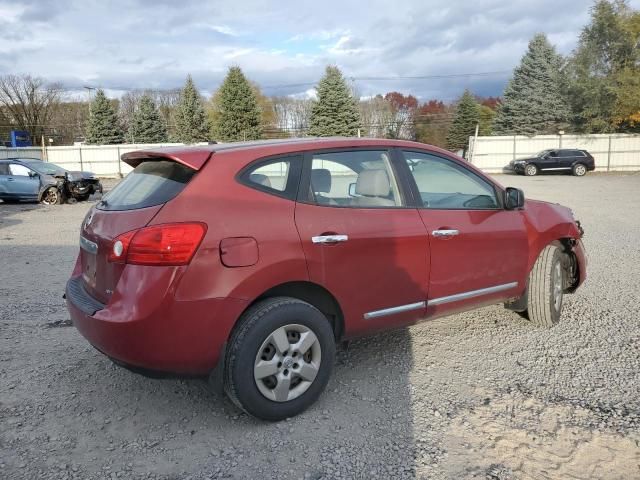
[1,0,639,99]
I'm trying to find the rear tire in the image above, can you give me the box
[572,163,587,176]
[524,164,538,176]
[224,297,335,421]
[524,245,564,328]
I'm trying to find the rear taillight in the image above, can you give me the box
[108,222,207,266]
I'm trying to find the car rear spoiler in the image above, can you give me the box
[121,148,213,170]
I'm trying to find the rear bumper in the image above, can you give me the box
[65,270,248,375]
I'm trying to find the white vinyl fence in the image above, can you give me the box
[2,135,639,176]
[0,143,207,177]
[468,134,640,172]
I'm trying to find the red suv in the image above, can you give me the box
[66,138,586,420]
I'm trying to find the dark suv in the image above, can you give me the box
[509,149,595,177]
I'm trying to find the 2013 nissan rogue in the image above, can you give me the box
[66,138,587,421]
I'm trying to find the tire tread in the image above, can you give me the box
[527,245,561,328]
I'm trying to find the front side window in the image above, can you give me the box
[402,151,499,209]
[308,150,402,207]
[9,164,32,176]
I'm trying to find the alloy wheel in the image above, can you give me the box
[41,188,60,205]
[254,324,321,402]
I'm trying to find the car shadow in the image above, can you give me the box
[2,221,423,480]
[0,203,36,230]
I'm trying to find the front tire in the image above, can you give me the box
[40,187,62,205]
[224,297,335,421]
[525,245,564,328]
[572,163,587,176]
[524,164,538,176]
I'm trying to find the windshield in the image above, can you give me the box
[23,160,67,175]
[536,150,552,157]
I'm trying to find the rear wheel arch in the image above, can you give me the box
[238,281,344,342]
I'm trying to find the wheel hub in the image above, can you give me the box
[282,357,293,369]
[254,324,322,402]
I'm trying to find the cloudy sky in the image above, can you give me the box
[1,0,638,101]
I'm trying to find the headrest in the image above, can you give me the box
[311,168,332,193]
[250,173,271,188]
[355,169,390,197]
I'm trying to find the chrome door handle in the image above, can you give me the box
[312,234,349,244]
[432,229,459,237]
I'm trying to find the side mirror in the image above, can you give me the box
[28,171,39,178]
[348,182,357,197]
[505,187,525,210]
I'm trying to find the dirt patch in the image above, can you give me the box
[442,392,640,479]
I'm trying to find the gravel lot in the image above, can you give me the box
[1,172,639,479]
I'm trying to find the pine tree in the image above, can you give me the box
[446,90,479,155]
[174,75,210,143]
[493,34,568,136]
[85,89,123,144]
[129,94,168,143]
[212,67,262,142]
[308,66,360,137]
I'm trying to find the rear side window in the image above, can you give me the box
[246,160,290,192]
[239,155,302,200]
[98,160,195,211]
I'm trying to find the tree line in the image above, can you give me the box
[0,0,637,150]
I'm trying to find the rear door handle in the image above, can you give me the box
[432,229,459,238]
[312,234,349,244]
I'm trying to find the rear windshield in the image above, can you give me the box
[97,160,195,211]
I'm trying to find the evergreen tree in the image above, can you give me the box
[493,34,568,136]
[212,67,261,142]
[129,94,168,143]
[568,0,640,132]
[478,105,496,136]
[85,89,123,144]
[174,75,210,143]
[308,66,360,137]
[446,90,479,155]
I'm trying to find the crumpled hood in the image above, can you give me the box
[52,170,97,181]
[524,198,581,240]
[526,198,574,220]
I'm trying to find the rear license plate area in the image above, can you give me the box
[80,236,98,289]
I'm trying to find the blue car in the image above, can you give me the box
[0,158,102,204]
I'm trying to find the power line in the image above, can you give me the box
[57,70,511,93]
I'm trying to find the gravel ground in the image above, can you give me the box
[1,172,639,479]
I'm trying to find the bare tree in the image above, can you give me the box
[272,96,314,137]
[0,74,63,144]
[358,95,394,138]
[120,89,180,142]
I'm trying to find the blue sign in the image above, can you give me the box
[10,130,32,147]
